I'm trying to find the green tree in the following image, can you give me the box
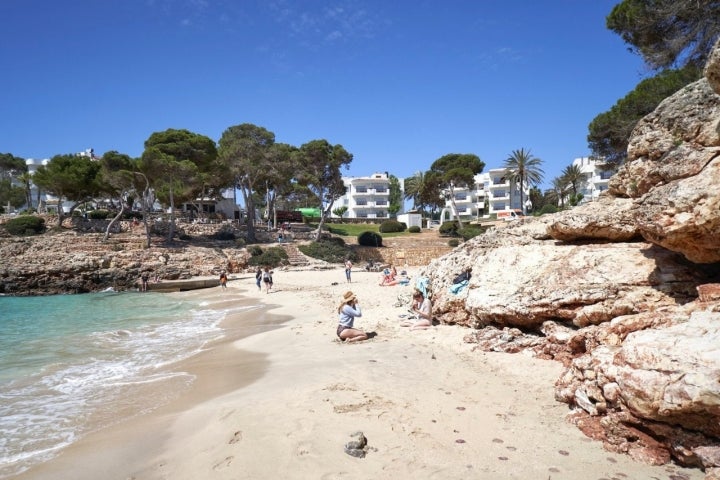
[262,142,300,229]
[388,174,402,218]
[218,123,275,243]
[17,172,33,210]
[503,148,544,215]
[332,205,348,221]
[141,129,218,241]
[427,153,484,228]
[607,0,720,70]
[32,154,102,226]
[560,163,584,198]
[295,139,352,241]
[547,176,571,209]
[0,153,27,181]
[403,171,425,211]
[98,151,138,242]
[0,179,26,212]
[587,65,701,166]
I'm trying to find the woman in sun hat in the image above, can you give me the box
[336,291,368,342]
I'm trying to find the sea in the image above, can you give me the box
[0,290,259,478]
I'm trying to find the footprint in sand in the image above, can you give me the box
[229,430,243,444]
[212,456,234,470]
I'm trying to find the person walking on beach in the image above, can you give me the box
[337,291,368,342]
[262,266,273,294]
[255,267,262,291]
[140,271,149,292]
[219,271,227,289]
[344,258,353,283]
[400,289,433,330]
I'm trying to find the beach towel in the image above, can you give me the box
[415,276,429,298]
[449,280,468,295]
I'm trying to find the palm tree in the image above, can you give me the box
[548,176,571,209]
[503,148,544,215]
[403,171,425,210]
[560,163,584,198]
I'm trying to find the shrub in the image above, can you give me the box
[212,230,236,241]
[4,216,45,236]
[538,204,559,215]
[378,220,406,233]
[122,211,143,220]
[357,231,383,247]
[248,246,289,267]
[439,221,460,237]
[298,239,358,263]
[408,225,421,233]
[448,238,460,247]
[248,245,264,257]
[88,209,110,220]
[458,226,484,241]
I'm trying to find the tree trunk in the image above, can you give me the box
[104,198,125,242]
[167,188,176,242]
[240,186,257,243]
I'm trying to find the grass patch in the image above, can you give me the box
[311,223,407,238]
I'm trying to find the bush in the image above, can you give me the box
[538,204,559,215]
[122,211,143,220]
[4,216,45,236]
[248,245,263,257]
[408,225,421,233]
[448,238,460,247]
[248,246,289,267]
[88,209,110,220]
[378,220,406,233]
[357,231,383,247]
[439,221,460,237]
[458,226,484,241]
[298,239,358,263]
[212,230,236,241]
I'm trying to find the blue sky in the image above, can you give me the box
[1,0,648,189]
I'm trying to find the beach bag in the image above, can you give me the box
[453,271,471,284]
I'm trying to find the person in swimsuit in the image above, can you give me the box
[336,291,368,342]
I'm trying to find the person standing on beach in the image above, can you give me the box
[255,268,262,291]
[140,271,149,292]
[262,266,273,294]
[344,259,353,283]
[337,291,368,342]
[219,271,227,289]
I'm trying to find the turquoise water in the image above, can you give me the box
[0,291,258,478]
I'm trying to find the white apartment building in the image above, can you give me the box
[440,167,529,221]
[440,157,614,221]
[572,156,612,203]
[333,172,404,219]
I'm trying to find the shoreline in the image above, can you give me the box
[15,268,705,479]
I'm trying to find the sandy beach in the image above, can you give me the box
[17,267,704,480]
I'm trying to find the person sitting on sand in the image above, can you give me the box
[400,289,433,330]
[337,291,368,342]
[379,265,397,286]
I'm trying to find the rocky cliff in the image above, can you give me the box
[422,39,720,475]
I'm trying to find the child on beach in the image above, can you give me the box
[336,291,368,342]
[219,271,227,289]
[262,266,273,294]
[255,268,262,291]
[344,259,353,283]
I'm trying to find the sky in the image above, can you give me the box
[0,0,649,190]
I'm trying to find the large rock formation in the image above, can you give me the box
[424,39,720,475]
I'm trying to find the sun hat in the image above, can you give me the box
[342,291,357,303]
